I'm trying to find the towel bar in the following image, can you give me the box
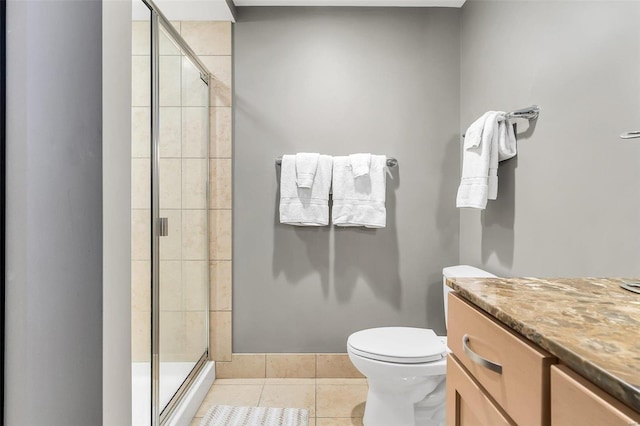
[275,156,398,168]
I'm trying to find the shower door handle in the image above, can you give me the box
[158,217,169,237]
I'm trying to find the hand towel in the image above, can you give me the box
[488,116,518,199]
[280,154,332,226]
[456,111,502,209]
[332,155,387,228]
[295,152,320,188]
[349,153,372,178]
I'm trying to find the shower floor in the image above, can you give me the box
[132,361,196,426]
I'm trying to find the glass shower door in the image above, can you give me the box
[153,16,210,425]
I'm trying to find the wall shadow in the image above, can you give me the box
[333,166,401,309]
[271,165,331,297]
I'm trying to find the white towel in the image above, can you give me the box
[332,155,387,228]
[280,154,332,226]
[349,153,371,178]
[456,111,502,209]
[488,117,518,199]
[295,152,320,188]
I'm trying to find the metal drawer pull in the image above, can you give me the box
[462,334,503,374]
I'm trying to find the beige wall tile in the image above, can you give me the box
[210,260,232,311]
[159,25,181,56]
[215,361,233,378]
[182,57,208,107]
[316,354,365,378]
[131,260,150,312]
[132,310,151,362]
[183,260,208,311]
[132,21,150,55]
[159,311,187,360]
[210,107,232,158]
[159,209,181,260]
[132,209,151,260]
[182,107,209,158]
[316,384,368,418]
[259,384,315,417]
[159,260,182,311]
[210,210,232,260]
[266,354,316,378]
[159,159,181,209]
[210,312,232,361]
[131,159,150,210]
[201,56,232,107]
[132,56,150,107]
[181,21,232,56]
[231,354,267,378]
[159,107,181,158]
[210,159,232,209]
[182,209,208,260]
[131,107,150,158]
[182,159,208,209]
[160,56,182,106]
[195,384,263,417]
[184,311,208,358]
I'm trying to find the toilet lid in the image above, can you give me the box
[347,327,447,364]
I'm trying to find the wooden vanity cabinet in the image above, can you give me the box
[447,293,556,426]
[551,365,640,426]
[446,292,640,426]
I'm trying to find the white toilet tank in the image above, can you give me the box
[442,265,496,329]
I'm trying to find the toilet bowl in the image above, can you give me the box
[347,265,496,426]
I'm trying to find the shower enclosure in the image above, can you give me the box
[132,1,211,424]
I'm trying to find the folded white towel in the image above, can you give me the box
[488,116,518,199]
[295,152,320,188]
[332,155,387,228]
[349,153,371,178]
[457,111,502,209]
[280,154,332,226]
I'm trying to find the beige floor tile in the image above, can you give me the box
[315,378,367,385]
[316,384,368,418]
[190,417,202,426]
[259,384,316,417]
[308,418,316,426]
[264,378,315,385]
[214,378,266,385]
[316,418,363,426]
[195,384,263,417]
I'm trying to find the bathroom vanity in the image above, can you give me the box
[445,277,640,426]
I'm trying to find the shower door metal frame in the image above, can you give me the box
[144,1,211,424]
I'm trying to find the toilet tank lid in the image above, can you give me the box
[442,265,496,279]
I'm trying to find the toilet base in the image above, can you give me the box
[362,375,446,426]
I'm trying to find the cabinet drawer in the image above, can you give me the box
[551,365,640,425]
[446,354,515,426]
[448,293,556,426]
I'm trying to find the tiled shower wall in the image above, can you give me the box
[131,21,233,363]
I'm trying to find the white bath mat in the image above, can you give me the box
[199,405,309,426]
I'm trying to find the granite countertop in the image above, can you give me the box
[446,277,640,412]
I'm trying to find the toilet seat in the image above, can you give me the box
[347,327,447,364]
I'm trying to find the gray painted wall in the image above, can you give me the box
[459,1,640,277]
[233,7,460,352]
[6,1,103,424]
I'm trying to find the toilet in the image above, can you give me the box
[347,265,496,426]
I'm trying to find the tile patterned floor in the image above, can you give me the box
[191,378,368,426]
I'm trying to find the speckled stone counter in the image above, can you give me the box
[446,277,640,413]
